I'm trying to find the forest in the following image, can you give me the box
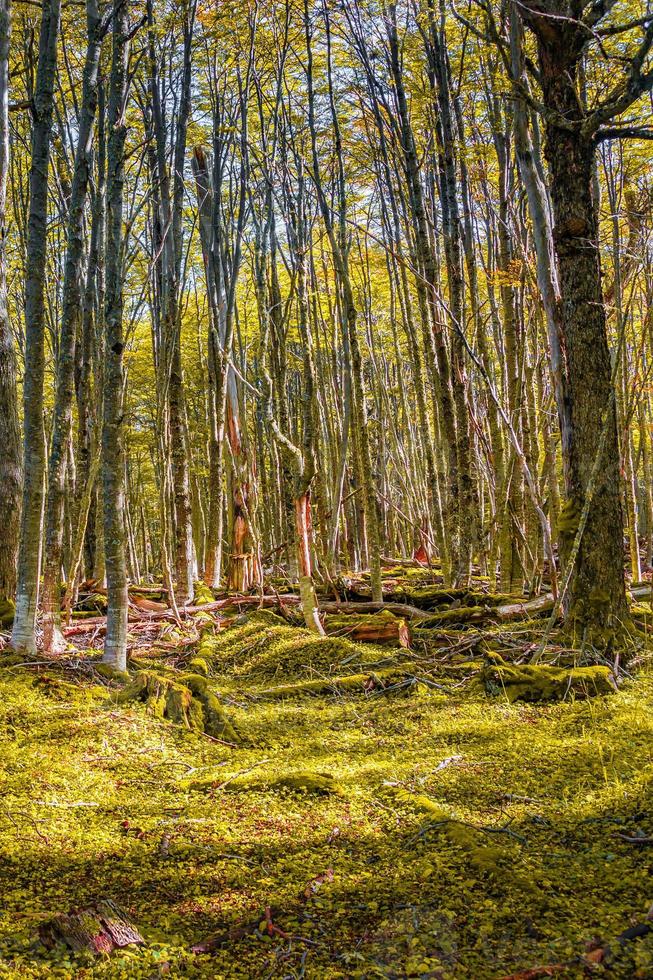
[1,0,653,976]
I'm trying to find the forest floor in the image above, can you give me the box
[0,570,652,979]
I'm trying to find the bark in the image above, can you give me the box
[522,14,629,645]
[41,0,104,652]
[39,901,143,954]
[101,0,130,670]
[0,0,21,608]
[146,0,196,603]
[11,0,61,653]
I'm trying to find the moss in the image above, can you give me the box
[183,674,239,742]
[1,597,652,979]
[0,598,15,629]
[0,651,26,667]
[255,665,417,699]
[187,656,210,677]
[390,792,538,894]
[94,663,130,683]
[193,581,215,606]
[187,769,344,796]
[268,771,343,795]
[116,670,240,742]
[558,496,581,538]
[204,610,385,683]
[418,606,490,627]
[482,662,617,702]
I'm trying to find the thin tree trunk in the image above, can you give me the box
[41,0,103,652]
[101,1,130,670]
[11,0,61,653]
[0,0,21,615]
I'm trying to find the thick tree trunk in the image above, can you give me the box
[538,62,628,644]
[0,0,21,615]
[11,0,60,653]
[101,2,130,671]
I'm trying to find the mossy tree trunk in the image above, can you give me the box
[41,0,103,653]
[11,0,60,654]
[101,1,130,671]
[0,0,21,617]
[517,2,640,647]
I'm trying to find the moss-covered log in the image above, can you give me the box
[38,900,143,954]
[186,769,344,796]
[256,665,421,699]
[482,658,617,702]
[321,609,411,647]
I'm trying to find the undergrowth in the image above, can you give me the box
[0,613,651,978]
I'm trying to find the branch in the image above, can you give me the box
[596,125,653,141]
[585,19,653,133]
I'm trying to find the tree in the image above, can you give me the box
[500,0,653,648]
[0,0,21,620]
[41,0,107,652]
[102,0,132,670]
[11,0,61,654]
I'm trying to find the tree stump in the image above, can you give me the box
[38,900,143,954]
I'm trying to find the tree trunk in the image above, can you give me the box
[41,0,103,652]
[101,1,130,671]
[537,46,628,644]
[0,0,21,616]
[11,0,61,653]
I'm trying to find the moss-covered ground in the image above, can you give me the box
[0,611,652,978]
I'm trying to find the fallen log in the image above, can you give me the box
[38,900,143,954]
[63,595,300,636]
[321,610,411,647]
[495,593,555,622]
[482,659,617,702]
[255,666,420,699]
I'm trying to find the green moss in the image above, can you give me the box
[256,665,416,699]
[187,656,210,677]
[116,670,239,742]
[418,605,490,627]
[482,662,617,702]
[558,496,581,538]
[187,769,344,796]
[192,581,215,606]
[204,610,385,683]
[94,663,130,683]
[0,601,652,979]
[0,598,15,629]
